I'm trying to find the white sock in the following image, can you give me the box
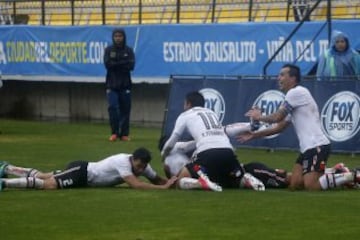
[224,122,251,138]
[5,165,39,177]
[319,172,353,190]
[3,177,44,189]
[178,177,201,190]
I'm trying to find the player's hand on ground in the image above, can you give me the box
[163,176,178,189]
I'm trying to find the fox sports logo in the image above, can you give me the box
[321,91,360,142]
[253,90,285,139]
[199,88,225,123]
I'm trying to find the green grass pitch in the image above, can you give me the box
[0,119,359,240]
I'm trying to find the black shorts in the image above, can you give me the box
[244,162,288,188]
[296,144,331,175]
[53,161,88,189]
[185,148,244,188]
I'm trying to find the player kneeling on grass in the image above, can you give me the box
[223,121,360,190]
[0,147,177,191]
[159,91,265,192]
[238,64,360,191]
[228,120,360,190]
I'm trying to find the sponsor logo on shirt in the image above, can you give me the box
[253,90,285,139]
[321,91,360,142]
[199,88,225,123]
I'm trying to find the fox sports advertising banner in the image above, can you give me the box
[163,77,360,153]
[0,20,359,82]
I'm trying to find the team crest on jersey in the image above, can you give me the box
[321,91,360,142]
[199,88,225,123]
[253,90,285,139]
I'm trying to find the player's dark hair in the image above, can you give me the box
[282,63,301,83]
[133,147,152,164]
[185,91,205,107]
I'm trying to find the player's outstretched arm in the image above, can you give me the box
[123,175,177,190]
[245,107,287,124]
[237,120,289,143]
[148,175,169,185]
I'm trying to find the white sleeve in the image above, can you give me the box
[285,87,310,109]
[161,113,187,156]
[281,87,308,120]
[172,141,196,154]
[115,157,133,178]
[142,164,157,180]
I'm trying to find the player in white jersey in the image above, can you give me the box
[161,91,265,192]
[0,147,177,191]
[239,63,360,190]
[160,118,261,179]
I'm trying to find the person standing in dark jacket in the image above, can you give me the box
[104,29,135,142]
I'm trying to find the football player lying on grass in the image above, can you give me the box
[244,162,359,190]
[0,147,177,191]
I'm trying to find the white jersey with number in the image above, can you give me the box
[283,85,330,153]
[163,107,233,155]
[86,154,157,187]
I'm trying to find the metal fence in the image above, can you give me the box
[0,0,359,26]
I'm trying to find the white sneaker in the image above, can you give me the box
[240,173,265,191]
[194,165,222,192]
[198,175,223,192]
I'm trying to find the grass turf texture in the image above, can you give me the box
[0,119,359,240]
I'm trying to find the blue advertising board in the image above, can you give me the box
[0,20,359,82]
[163,77,360,153]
